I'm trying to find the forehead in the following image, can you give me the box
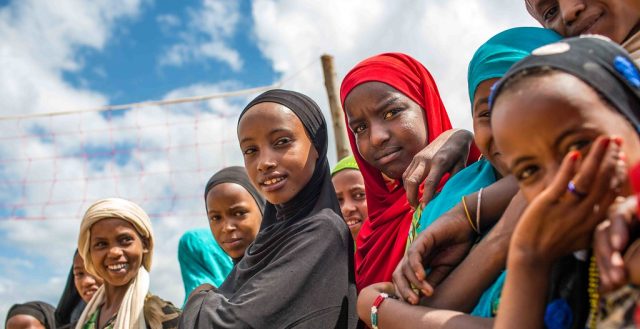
[344,82,409,113]
[238,102,301,133]
[206,182,254,205]
[332,169,364,187]
[90,218,136,236]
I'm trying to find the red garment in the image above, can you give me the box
[340,53,477,292]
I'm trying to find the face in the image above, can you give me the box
[73,252,103,303]
[89,218,147,288]
[344,82,429,180]
[492,71,640,202]
[526,0,640,43]
[332,169,368,239]
[238,103,318,205]
[473,78,508,176]
[6,315,45,329]
[206,182,262,259]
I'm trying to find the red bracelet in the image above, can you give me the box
[371,293,397,329]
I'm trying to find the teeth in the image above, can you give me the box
[263,177,284,185]
[107,263,128,271]
[347,219,361,226]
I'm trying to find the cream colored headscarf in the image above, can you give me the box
[75,198,154,329]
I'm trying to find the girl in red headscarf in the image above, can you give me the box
[340,53,479,293]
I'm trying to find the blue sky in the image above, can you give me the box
[0,0,538,322]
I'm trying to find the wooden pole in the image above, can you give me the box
[321,54,351,160]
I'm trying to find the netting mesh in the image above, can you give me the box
[0,92,261,221]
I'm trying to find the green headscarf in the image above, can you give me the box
[331,155,359,176]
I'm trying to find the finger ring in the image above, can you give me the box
[567,180,588,198]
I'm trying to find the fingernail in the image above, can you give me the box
[612,251,624,266]
[613,136,623,146]
[602,137,612,148]
[612,235,624,249]
[570,151,581,161]
[619,152,627,161]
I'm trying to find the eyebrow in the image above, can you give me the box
[473,97,489,112]
[240,127,293,144]
[375,96,401,112]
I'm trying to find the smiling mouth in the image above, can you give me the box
[107,263,128,272]
[375,148,401,166]
[576,13,603,35]
[260,174,287,192]
[346,218,362,227]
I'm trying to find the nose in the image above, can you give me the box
[369,122,390,148]
[107,246,123,258]
[257,149,277,173]
[559,0,586,27]
[341,199,357,217]
[222,219,236,233]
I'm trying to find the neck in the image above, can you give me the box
[103,281,132,310]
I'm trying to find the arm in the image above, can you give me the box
[403,128,474,208]
[393,177,520,304]
[421,191,526,312]
[358,283,493,329]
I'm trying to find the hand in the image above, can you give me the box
[510,136,622,265]
[594,196,639,293]
[403,129,474,208]
[392,208,475,304]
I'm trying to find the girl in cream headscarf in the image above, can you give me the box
[75,198,180,329]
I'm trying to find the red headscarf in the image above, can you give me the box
[340,53,457,292]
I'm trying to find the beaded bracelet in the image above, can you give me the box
[371,292,398,329]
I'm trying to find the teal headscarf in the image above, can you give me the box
[416,27,562,318]
[467,27,562,106]
[178,228,233,306]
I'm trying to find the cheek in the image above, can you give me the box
[473,122,492,155]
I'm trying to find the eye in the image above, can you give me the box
[383,108,401,120]
[209,215,221,222]
[274,137,293,148]
[476,110,490,119]
[515,165,539,183]
[120,236,134,245]
[543,5,558,22]
[354,191,366,200]
[93,241,107,249]
[353,123,367,134]
[233,209,248,217]
[567,139,591,154]
[243,147,257,155]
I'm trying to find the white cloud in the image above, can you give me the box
[0,0,544,323]
[158,0,243,70]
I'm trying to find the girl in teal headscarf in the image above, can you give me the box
[178,229,234,306]
[417,26,562,317]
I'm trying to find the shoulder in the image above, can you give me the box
[144,294,181,329]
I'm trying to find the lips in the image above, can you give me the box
[259,173,288,192]
[106,263,128,273]
[374,147,402,166]
[573,12,603,36]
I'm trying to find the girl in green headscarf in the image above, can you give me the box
[332,155,368,241]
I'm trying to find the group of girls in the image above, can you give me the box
[6,1,640,328]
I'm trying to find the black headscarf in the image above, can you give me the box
[180,89,357,329]
[204,166,266,216]
[490,36,640,329]
[491,35,640,129]
[55,251,85,328]
[6,301,56,329]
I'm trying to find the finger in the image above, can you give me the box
[544,150,581,201]
[450,159,466,177]
[402,257,432,298]
[594,221,617,292]
[392,260,417,304]
[420,164,446,208]
[610,207,632,252]
[404,161,428,208]
[570,136,612,196]
[425,266,453,288]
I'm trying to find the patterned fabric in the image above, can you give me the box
[598,285,640,329]
[80,294,180,329]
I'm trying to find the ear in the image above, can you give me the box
[142,237,150,253]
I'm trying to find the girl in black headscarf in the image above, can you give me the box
[179,89,357,329]
[6,301,56,329]
[489,36,640,329]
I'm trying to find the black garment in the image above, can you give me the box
[492,35,640,128]
[180,89,357,329]
[6,301,56,329]
[204,166,266,216]
[55,251,85,328]
[491,36,640,328]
